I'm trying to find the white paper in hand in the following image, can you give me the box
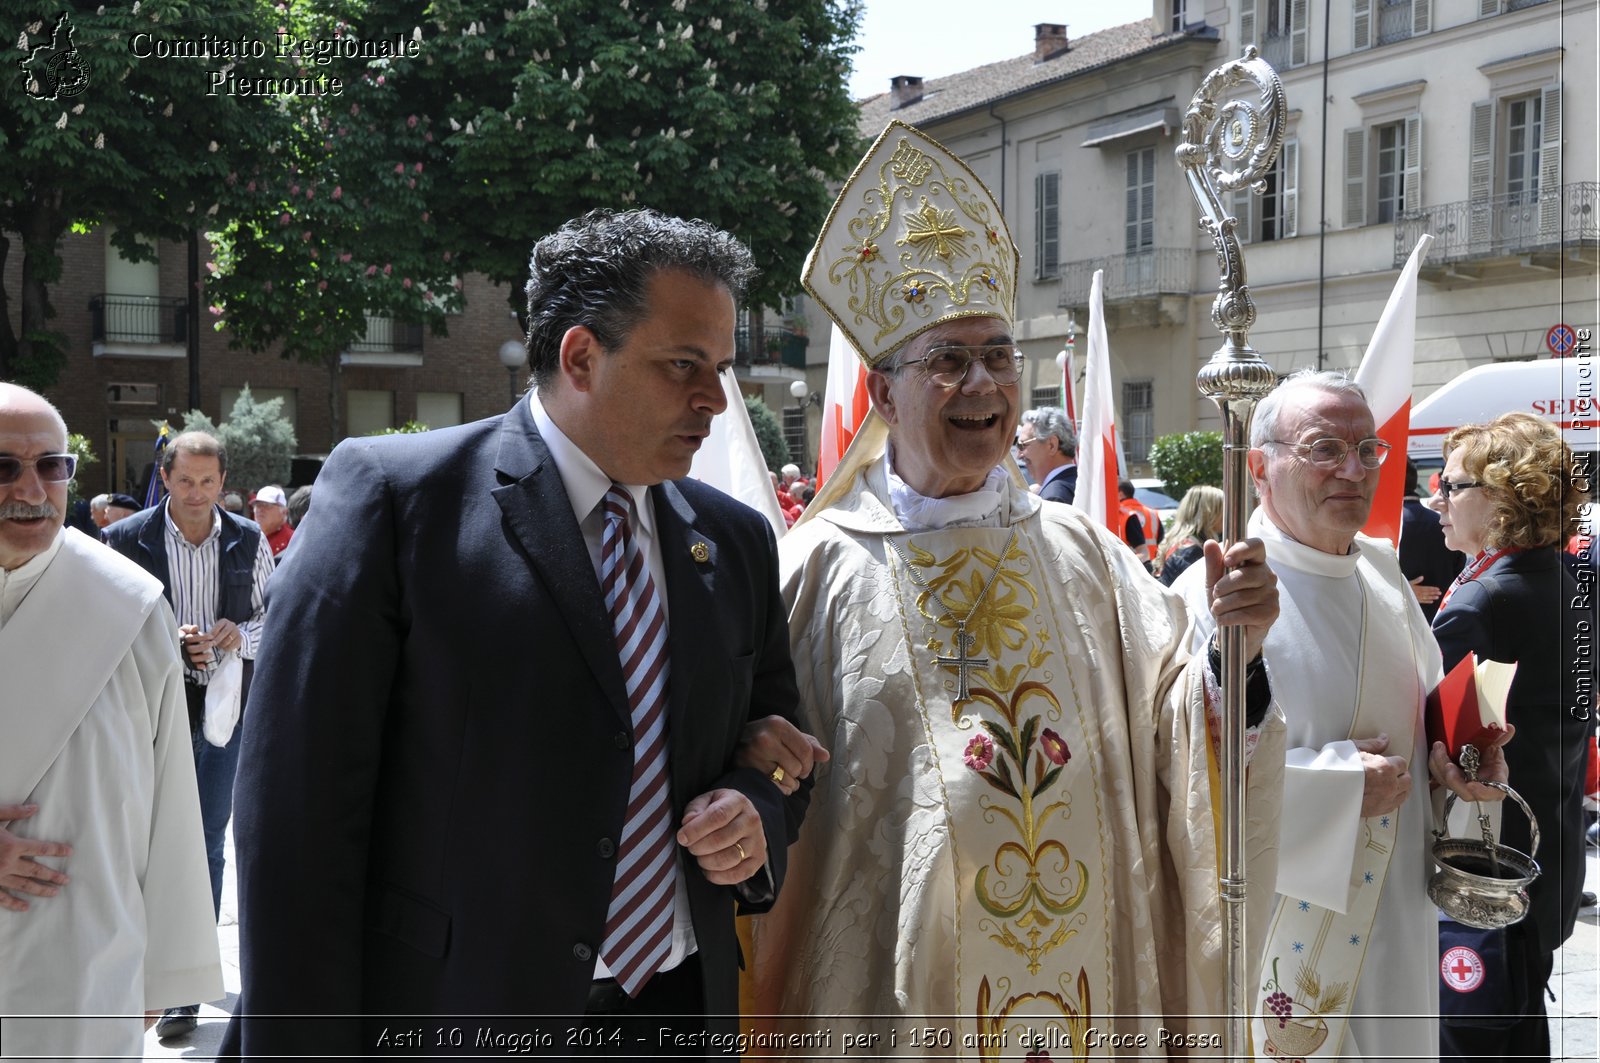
[204,652,243,747]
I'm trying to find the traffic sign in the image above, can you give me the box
[1547,323,1578,356]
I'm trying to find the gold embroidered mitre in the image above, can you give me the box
[803,120,1019,369]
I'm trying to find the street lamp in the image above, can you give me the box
[498,338,528,404]
[788,378,821,475]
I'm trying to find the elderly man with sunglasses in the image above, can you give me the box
[743,122,1287,1051]
[0,383,220,1058]
[1174,369,1506,1061]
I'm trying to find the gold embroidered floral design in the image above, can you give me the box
[974,972,1092,1063]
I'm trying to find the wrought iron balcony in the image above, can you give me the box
[347,316,423,354]
[89,294,187,345]
[1393,182,1599,269]
[1058,248,1192,309]
[735,325,807,370]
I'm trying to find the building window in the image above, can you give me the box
[1374,123,1406,223]
[1243,0,1308,68]
[1035,171,1060,279]
[1354,0,1432,48]
[347,390,395,437]
[1504,94,1542,205]
[1031,385,1062,411]
[1124,148,1155,254]
[1343,116,1421,227]
[1122,380,1154,463]
[1171,0,1188,31]
[1233,140,1298,242]
[416,391,463,429]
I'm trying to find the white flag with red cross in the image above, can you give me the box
[1072,270,1126,535]
[816,323,870,490]
[1354,233,1433,545]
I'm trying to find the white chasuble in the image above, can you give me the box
[753,460,1285,1059]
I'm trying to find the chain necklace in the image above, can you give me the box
[883,528,1017,702]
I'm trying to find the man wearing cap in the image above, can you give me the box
[0,383,221,1058]
[250,485,294,560]
[745,121,1286,1050]
[105,493,142,525]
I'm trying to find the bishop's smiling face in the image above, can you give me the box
[869,316,1018,499]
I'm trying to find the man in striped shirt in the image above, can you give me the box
[102,430,274,1041]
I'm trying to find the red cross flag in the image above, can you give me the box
[1354,233,1433,545]
[1072,270,1126,535]
[816,323,870,491]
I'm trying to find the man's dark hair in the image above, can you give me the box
[1405,458,1420,496]
[1119,479,1136,499]
[523,208,757,389]
[161,431,228,476]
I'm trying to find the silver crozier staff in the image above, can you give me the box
[1175,47,1287,1063]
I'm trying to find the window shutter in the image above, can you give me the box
[1468,100,1493,246]
[1035,172,1047,278]
[1240,0,1257,50]
[1282,140,1299,237]
[1538,83,1563,237]
[1412,0,1432,36]
[1344,128,1367,227]
[1290,0,1309,66]
[1402,113,1423,213]
[1352,0,1372,51]
[1478,0,1500,17]
[1232,185,1255,244]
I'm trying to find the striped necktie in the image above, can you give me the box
[596,484,675,997]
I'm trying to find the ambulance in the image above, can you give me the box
[1407,356,1599,469]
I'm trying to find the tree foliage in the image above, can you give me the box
[0,1,285,387]
[744,395,789,473]
[178,385,298,489]
[1149,430,1224,499]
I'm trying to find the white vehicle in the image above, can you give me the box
[1408,357,1598,467]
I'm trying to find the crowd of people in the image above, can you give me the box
[1,118,1595,1062]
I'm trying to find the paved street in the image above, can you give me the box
[143,829,1600,1059]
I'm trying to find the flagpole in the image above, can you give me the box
[1176,47,1286,1062]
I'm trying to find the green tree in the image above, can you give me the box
[744,395,789,473]
[1149,430,1224,500]
[177,385,298,489]
[64,432,98,508]
[0,1,286,387]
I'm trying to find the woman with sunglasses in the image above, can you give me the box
[1427,411,1590,1062]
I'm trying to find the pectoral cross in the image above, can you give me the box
[935,620,987,702]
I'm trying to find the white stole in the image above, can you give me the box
[0,530,162,800]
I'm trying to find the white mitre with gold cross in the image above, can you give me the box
[803,120,1020,369]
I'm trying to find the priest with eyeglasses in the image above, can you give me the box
[739,121,1288,1053]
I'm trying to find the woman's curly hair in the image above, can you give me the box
[1441,411,1588,549]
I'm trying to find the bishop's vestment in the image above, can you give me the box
[752,458,1285,1056]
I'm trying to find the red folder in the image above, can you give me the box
[1425,653,1508,759]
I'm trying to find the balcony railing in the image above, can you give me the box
[1058,248,1192,308]
[1393,182,1599,267]
[735,325,807,370]
[1377,0,1413,44]
[90,294,187,344]
[348,316,424,354]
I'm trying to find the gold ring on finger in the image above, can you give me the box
[770,766,785,785]
[735,842,747,862]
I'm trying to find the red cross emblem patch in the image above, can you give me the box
[1442,945,1486,992]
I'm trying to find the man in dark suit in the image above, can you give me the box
[1016,406,1077,503]
[1398,459,1462,622]
[222,209,810,1057]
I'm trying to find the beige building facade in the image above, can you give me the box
[808,0,1596,475]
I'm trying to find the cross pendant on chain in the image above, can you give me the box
[934,620,988,702]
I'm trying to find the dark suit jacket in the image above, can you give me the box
[1398,497,1463,622]
[222,400,807,1057]
[1432,547,1589,957]
[102,499,263,692]
[1038,463,1077,504]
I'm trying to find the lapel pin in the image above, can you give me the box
[690,541,711,563]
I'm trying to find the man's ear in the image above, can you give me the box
[865,368,897,426]
[558,326,605,393]
[1246,448,1268,494]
